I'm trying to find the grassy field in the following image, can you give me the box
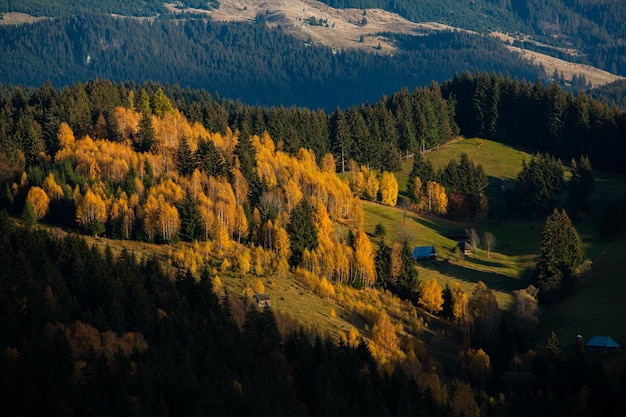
[392,139,626,343]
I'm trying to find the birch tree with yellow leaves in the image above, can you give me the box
[353,227,376,288]
[379,171,399,206]
[76,188,107,236]
[26,186,50,220]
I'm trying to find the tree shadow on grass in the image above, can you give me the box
[464,255,508,269]
[412,215,457,237]
[422,259,532,293]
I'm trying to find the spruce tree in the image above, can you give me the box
[286,199,317,267]
[175,136,196,176]
[178,193,203,242]
[374,237,391,288]
[535,209,585,301]
[135,111,156,153]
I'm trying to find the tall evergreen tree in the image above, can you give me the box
[135,111,156,153]
[178,192,203,242]
[175,136,196,177]
[374,237,391,288]
[513,153,565,217]
[534,209,585,301]
[195,139,228,178]
[286,199,318,267]
[234,134,263,206]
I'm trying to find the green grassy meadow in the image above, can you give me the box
[387,138,626,341]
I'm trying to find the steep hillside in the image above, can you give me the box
[178,0,623,88]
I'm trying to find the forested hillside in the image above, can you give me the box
[1,78,625,416]
[317,0,626,76]
[0,15,546,110]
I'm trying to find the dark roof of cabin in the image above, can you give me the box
[254,293,270,301]
[412,246,436,259]
[586,336,620,348]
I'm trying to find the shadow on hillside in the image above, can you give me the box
[411,216,456,241]
[422,259,531,293]
[464,256,507,269]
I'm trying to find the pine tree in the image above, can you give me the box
[175,136,196,176]
[178,192,203,242]
[535,209,585,301]
[286,199,318,267]
[196,139,229,178]
[21,201,37,227]
[135,112,156,153]
[374,237,391,288]
[514,153,565,217]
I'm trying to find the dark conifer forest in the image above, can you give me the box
[0,15,545,110]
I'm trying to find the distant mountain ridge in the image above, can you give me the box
[1,0,625,108]
[0,14,545,110]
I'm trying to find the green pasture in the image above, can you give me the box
[376,137,626,315]
[362,200,537,309]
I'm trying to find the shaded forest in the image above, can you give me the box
[0,14,545,110]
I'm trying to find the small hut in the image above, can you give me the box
[254,293,271,308]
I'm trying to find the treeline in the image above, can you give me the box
[508,0,626,75]
[0,0,165,16]
[589,79,626,110]
[0,79,459,172]
[317,0,529,33]
[1,74,625,176]
[441,72,626,174]
[0,14,545,110]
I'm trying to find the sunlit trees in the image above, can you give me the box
[407,153,434,204]
[426,181,447,215]
[76,187,107,236]
[110,191,136,239]
[371,310,399,356]
[419,278,444,315]
[379,171,398,206]
[353,227,376,288]
[26,186,50,220]
[363,168,379,201]
[57,121,75,148]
